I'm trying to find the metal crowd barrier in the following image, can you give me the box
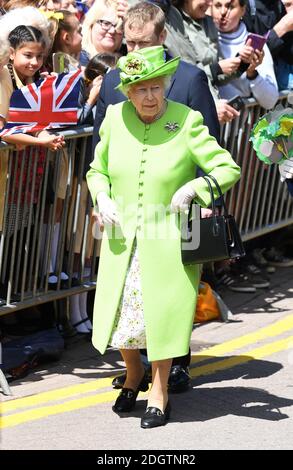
[0,125,98,318]
[0,94,292,317]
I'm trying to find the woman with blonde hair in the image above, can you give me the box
[81,0,128,65]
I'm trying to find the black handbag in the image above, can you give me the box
[181,174,245,265]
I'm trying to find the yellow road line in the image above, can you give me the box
[191,314,293,364]
[2,315,293,414]
[1,335,292,430]
[1,376,114,413]
[190,334,293,379]
[1,390,148,429]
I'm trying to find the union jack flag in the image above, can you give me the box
[0,69,82,137]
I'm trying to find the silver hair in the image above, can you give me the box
[122,75,171,98]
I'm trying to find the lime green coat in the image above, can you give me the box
[87,100,240,361]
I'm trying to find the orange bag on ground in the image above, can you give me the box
[194,282,220,323]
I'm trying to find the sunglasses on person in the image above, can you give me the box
[96,19,122,33]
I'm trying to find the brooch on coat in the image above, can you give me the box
[164,121,180,133]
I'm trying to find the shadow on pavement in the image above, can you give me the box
[169,356,292,423]
[107,385,293,424]
[190,355,283,384]
[171,386,293,423]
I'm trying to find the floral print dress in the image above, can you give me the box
[109,239,146,349]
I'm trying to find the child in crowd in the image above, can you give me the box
[0,25,64,212]
[0,25,64,296]
[47,11,118,120]
[68,52,119,334]
[52,10,82,61]
[1,26,63,149]
[45,10,86,332]
[46,9,82,72]
[80,52,118,123]
[36,11,84,308]
[84,52,118,82]
[38,11,82,292]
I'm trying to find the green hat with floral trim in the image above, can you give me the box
[115,46,180,92]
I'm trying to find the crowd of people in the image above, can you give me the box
[0,0,293,427]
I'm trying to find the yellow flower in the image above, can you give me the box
[39,10,64,21]
[277,119,293,137]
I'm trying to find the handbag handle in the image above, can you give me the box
[201,176,220,236]
[187,174,229,237]
[203,174,229,217]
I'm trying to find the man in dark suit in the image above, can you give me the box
[92,1,220,393]
[92,2,220,152]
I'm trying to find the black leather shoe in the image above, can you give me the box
[112,373,149,413]
[168,365,190,393]
[141,401,171,429]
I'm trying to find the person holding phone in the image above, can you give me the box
[243,0,293,72]
[163,0,255,123]
[211,0,279,109]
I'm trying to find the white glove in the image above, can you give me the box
[170,182,196,213]
[96,192,120,225]
[279,158,293,182]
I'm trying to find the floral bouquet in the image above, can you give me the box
[250,101,293,166]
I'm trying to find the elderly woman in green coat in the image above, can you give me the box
[86,45,241,429]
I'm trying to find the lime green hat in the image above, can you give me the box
[115,46,180,92]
